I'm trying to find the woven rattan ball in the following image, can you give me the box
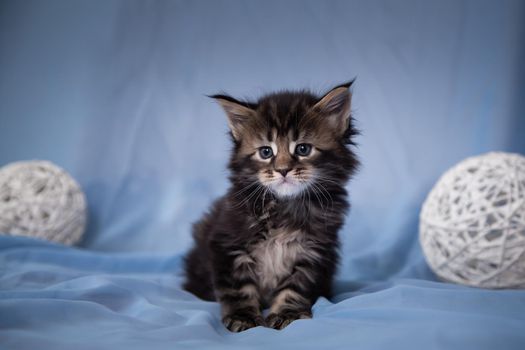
[0,160,87,245]
[420,152,525,288]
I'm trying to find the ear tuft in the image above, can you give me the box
[312,81,353,133]
[210,94,255,140]
[334,78,356,90]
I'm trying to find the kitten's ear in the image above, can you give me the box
[210,94,256,140]
[312,80,354,133]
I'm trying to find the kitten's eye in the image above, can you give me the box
[295,143,312,157]
[259,146,274,159]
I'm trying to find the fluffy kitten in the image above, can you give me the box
[184,81,358,332]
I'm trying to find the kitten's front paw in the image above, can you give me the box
[222,313,265,332]
[266,310,312,330]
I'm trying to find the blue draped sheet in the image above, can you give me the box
[1,236,525,350]
[1,0,525,348]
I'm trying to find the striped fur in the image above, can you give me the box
[183,81,358,331]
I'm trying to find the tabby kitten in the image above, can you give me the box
[184,81,358,332]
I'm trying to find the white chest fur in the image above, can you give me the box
[250,228,317,296]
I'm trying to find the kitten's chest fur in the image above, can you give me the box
[243,202,319,303]
[250,228,303,293]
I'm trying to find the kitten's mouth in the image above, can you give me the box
[268,177,307,197]
[278,177,291,184]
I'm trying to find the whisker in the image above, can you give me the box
[313,175,342,187]
[299,186,308,228]
[306,187,312,227]
[232,184,263,209]
[314,182,335,213]
[251,185,266,216]
[309,184,326,214]
[231,181,260,198]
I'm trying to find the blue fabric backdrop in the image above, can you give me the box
[1,1,525,349]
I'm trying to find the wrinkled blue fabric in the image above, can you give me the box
[1,236,525,350]
[1,0,525,349]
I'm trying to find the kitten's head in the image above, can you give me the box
[212,81,358,199]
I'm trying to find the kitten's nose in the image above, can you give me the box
[276,168,292,177]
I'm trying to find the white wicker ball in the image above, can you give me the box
[0,160,87,245]
[420,152,525,288]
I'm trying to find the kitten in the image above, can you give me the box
[183,81,359,332]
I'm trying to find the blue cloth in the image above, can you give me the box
[1,236,525,350]
[1,0,525,349]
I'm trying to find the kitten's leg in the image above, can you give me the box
[266,255,335,330]
[213,251,264,332]
[217,283,265,332]
[265,288,313,330]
